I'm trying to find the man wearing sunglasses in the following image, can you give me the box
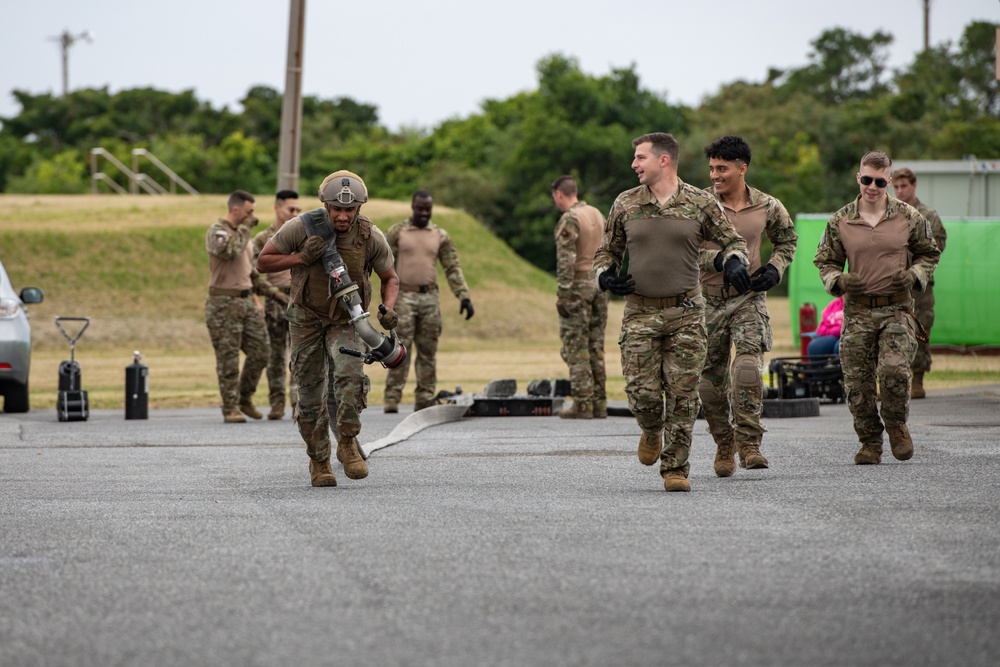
[252,189,303,420]
[814,151,940,466]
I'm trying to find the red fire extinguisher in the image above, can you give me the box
[799,302,817,357]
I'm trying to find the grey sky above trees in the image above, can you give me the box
[1,0,996,131]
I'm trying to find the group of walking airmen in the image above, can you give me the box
[205,131,943,490]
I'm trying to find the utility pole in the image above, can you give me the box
[49,29,92,96]
[276,0,306,192]
[922,0,931,51]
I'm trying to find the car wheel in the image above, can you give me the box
[3,381,29,413]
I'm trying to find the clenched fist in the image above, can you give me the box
[298,236,328,267]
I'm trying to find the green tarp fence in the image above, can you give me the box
[788,215,1000,349]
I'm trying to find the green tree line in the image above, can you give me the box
[1,21,996,273]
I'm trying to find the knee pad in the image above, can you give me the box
[733,354,761,389]
[698,377,723,405]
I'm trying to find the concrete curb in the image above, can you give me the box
[359,403,469,459]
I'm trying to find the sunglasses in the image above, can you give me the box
[860,175,889,188]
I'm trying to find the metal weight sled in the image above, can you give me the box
[54,316,90,422]
[765,354,845,404]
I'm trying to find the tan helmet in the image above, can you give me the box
[319,170,368,208]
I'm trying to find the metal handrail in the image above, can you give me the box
[90,146,198,195]
[132,149,198,195]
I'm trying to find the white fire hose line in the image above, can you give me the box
[359,400,472,459]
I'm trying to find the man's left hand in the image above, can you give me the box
[377,304,398,330]
[460,298,475,320]
[889,269,915,292]
[750,264,780,292]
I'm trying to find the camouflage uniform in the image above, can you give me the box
[555,201,608,410]
[814,196,940,451]
[383,219,471,410]
[594,180,749,479]
[252,224,297,413]
[911,199,946,374]
[204,219,269,415]
[270,211,393,463]
[698,186,797,464]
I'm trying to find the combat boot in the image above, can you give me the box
[223,409,246,424]
[309,459,337,487]
[267,404,284,420]
[336,435,369,480]
[240,402,263,420]
[911,373,926,399]
[854,444,883,465]
[663,469,691,492]
[559,399,593,420]
[742,443,769,469]
[384,402,399,414]
[713,440,736,477]
[637,430,662,466]
[886,422,914,461]
[592,400,608,419]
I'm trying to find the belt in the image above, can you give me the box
[399,283,437,293]
[209,287,251,298]
[849,290,911,308]
[573,270,593,280]
[701,283,741,299]
[625,286,701,308]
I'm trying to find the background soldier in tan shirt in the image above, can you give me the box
[383,190,474,413]
[204,190,270,424]
[551,175,608,420]
[891,167,947,399]
[814,151,940,466]
[252,190,301,420]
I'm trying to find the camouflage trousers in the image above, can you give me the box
[557,280,608,402]
[619,296,707,476]
[384,290,442,408]
[287,304,370,462]
[840,299,918,446]
[205,295,269,412]
[264,295,297,410]
[698,291,772,450]
[911,285,935,373]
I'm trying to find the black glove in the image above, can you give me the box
[723,256,752,294]
[713,251,725,273]
[598,268,636,295]
[750,264,780,292]
[837,273,866,296]
[299,236,327,267]
[460,298,475,320]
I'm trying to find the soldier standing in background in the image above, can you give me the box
[698,136,797,476]
[252,189,301,420]
[550,175,608,420]
[814,151,940,465]
[205,190,270,424]
[257,171,399,487]
[382,191,474,413]
[891,167,946,399]
[594,132,751,493]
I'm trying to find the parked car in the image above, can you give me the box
[0,258,44,413]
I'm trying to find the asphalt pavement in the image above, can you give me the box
[2,386,999,667]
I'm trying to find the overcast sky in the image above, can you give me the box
[1,0,997,131]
